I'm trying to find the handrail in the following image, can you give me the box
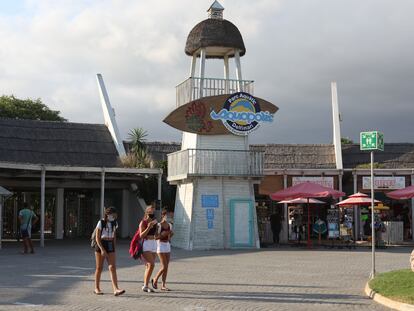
[167,148,264,180]
[176,77,254,107]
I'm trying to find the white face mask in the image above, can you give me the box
[108,215,115,222]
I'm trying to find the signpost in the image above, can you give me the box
[360,131,384,279]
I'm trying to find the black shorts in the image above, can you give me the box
[95,240,115,253]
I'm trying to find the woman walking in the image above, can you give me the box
[94,207,125,296]
[152,209,173,291]
[140,206,158,292]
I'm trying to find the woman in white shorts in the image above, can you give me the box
[139,206,158,293]
[152,209,173,291]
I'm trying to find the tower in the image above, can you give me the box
[164,2,278,250]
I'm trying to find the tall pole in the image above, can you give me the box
[100,169,105,219]
[0,197,3,250]
[40,167,46,248]
[307,198,311,249]
[370,151,376,279]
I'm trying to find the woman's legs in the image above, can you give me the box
[142,251,156,288]
[94,252,105,293]
[153,253,167,286]
[161,252,170,288]
[107,252,123,294]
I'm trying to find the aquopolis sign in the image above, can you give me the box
[210,92,274,136]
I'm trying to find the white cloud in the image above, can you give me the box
[0,0,413,144]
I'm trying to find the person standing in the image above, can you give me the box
[140,206,158,293]
[94,207,125,296]
[270,210,282,246]
[18,203,38,254]
[152,209,174,291]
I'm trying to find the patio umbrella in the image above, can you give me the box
[278,198,325,204]
[386,185,414,200]
[270,182,345,248]
[337,192,381,207]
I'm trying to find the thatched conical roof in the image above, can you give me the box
[185,18,245,58]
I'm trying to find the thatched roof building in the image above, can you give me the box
[185,18,246,58]
[0,118,119,167]
[250,144,337,169]
[342,143,414,168]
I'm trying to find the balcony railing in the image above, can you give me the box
[167,149,264,181]
[176,77,254,107]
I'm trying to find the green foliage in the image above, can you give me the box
[0,95,66,121]
[369,269,414,304]
[356,162,385,169]
[341,137,354,145]
[128,127,148,155]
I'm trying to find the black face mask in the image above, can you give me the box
[148,214,155,219]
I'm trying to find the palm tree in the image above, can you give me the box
[128,127,148,155]
[126,127,151,168]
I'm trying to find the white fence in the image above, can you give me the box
[176,77,254,107]
[168,149,264,181]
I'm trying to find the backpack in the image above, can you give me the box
[129,221,144,260]
[90,219,117,248]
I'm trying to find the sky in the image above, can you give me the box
[0,0,413,144]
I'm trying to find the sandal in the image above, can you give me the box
[94,290,103,295]
[151,279,158,290]
[114,289,125,296]
[161,287,171,291]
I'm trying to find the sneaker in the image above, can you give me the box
[142,286,154,293]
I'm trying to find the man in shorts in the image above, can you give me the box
[18,203,38,254]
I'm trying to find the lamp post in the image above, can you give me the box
[360,131,384,279]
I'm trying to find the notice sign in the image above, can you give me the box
[292,177,334,189]
[201,195,219,208]
[363,176,405,190]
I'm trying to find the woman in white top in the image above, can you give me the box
[94,207,125,296]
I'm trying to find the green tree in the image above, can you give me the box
[341,137,354,145]
[0,95,66,121]
[121,127,151,168]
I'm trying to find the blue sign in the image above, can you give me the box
[206,209,214,220]
[207,220,214,229]
[201,195,219,208]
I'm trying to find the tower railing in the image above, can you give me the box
[176,77,254,107]
[167,148,264,181]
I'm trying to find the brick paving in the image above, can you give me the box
[0,240,411,311]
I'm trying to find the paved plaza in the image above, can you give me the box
[0,241,411,311]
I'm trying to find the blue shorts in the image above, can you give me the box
[95,240,115,253]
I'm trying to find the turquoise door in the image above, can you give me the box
[230,199,254,247]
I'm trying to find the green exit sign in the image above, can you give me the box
[360,131,384,151]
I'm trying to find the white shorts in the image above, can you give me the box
[157,241,171,253]
[143,239,157,253]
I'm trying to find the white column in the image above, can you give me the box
[224,55,230,93]
[411,174,414,242]
[0,197,3,249]
[55,188,64,239]
[199,48,206,98]
[100,169,105,219]
[234,49,243,91]
[189,54,197,101]
[331,82,343,170]
[40,167,46,247]
[121,189,129,238]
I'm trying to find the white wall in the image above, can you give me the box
[171,182,193,249]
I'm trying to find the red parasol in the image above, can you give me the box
[270,182,345,248]
[278,198,325,204]
[337,192,381,207]
[386,185,414,200]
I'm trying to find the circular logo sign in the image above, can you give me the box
[210,92,273,135]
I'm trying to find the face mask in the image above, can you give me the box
[148,214,155,219]
[108,215,115,222]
